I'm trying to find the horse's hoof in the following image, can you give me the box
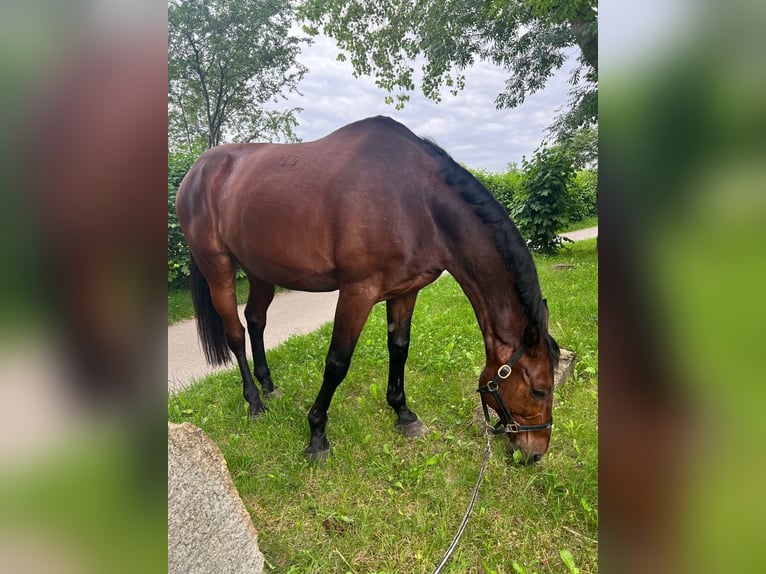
[304,446,331,463]
[264,387,284,399]
[248,404,267,420]
[396,419,429,438]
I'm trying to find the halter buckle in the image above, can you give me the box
[497,364,512,379]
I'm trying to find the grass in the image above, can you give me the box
[168,239,598,573]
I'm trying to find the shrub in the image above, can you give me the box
[471,166,524,214]
[168,183,190,289]
[168,146,203,289]
[514,145,575,254]
[566,169,598,222]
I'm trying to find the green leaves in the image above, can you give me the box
[470,159,596,256]
[167,146,200,288]
[470,167,524,214]
[300,0,597,130]
[514,144,577,254]
[560,549,580,574]
[168,0,306,150]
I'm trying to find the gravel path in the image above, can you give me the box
[560,226,598,242]
[168,226,597,393]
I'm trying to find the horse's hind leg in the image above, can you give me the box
[386,292,429,438]
[244,274,278,396]
[201,254,265,418]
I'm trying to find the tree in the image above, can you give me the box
[168,0,307,151]
[558,124,597,170]
[300,0,597,139]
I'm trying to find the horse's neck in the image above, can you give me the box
[444,224,523,362]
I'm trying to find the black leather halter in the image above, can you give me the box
[476,345,554,435]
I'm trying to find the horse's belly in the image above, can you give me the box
[234,248,340,292]
[262,269,339,292]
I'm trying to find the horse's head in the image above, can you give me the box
[478,320,557,464]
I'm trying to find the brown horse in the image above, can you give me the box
[176,116,559,462]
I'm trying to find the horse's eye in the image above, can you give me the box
[531,388,547,399]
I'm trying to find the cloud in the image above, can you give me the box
[285,34,580,172]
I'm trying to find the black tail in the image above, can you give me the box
[190,256,231,366]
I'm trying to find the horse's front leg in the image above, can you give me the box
[305,290,374,461]
[386,292,429,438]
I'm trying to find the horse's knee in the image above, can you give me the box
[244,310,266,334]
[387,336,409,361]
[324,353,351,383]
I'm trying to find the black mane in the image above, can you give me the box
[414,132,560,367]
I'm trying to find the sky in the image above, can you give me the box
[282,33,582,173]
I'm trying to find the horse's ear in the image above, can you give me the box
[524,321,541,350]
[542,299,550,329]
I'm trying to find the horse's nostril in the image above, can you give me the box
[530,453,542,464]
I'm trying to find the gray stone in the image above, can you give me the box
[554,348,575,387]
[168,422,264,574]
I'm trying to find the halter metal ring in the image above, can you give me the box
[506,421,520,433]
[497,364,512,379]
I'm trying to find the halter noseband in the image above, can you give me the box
[476,345,554,435]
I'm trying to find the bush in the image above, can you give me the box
[168,184,190,289]
[514,145,575,254]
[168,146,203,289]
[566,169,598,222]
[471,166,523,214]
[471,159,596,254]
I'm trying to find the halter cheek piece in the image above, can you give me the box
[476,345,554,435]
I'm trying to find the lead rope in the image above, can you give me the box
[431,433,493,574]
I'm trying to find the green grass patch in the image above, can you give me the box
[169,240,598,573]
